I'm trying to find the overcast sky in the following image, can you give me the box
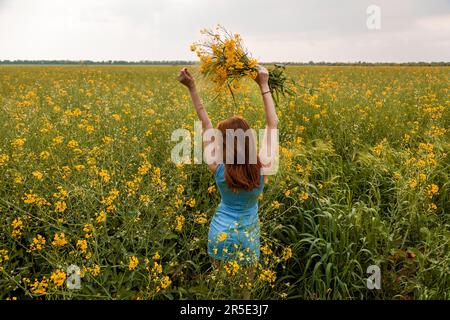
[0,0,449,62]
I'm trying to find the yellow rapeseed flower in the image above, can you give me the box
[259,269,276,284]
[50,269,67,287]
[160,275,171,289]
[29,234,46,251]
[95,211,107,223]
[175,215,185,232]
[52,233,68,247]
[224,260,240,276]
[299,191,309,201]
[77,239,88,253]
[30,277,48,295]
[129,256,139,270]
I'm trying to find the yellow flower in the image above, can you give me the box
[12,138,25,148]
[29,234,46,251]
[39,151,50,160]
[32,171,44,181]
[418,143,433,153]
[417,159,426,168]
[52,136,64,145]
[0,249,9,271]
[224,260,240,276]
[299,191,309,201]
[174,196,183,209]
[126,177,142,196]
[282,247,293,260]
[67,139,79,149]
[102,136,114,144]
[208,185,216,193]
[174,215,185,232]
[14,174,24,184]
[271,201,281,209]
[176,184,184,194]
[90,264,101,276]
[139,194,150,204]
[23,192,36,204]
[11,217,24,238]
[53,186,68,199]
[152,251,160,260]
[372,143,383,156]
[50,269,66,287]
[194,213,208,224]
[98,169,110,183]
[259,269,276,284]
[101,188,120,212]
[52,233,68,247]
[74,164,85,171]
[426,184,439,197]
[83,224,95,238]
[30,277,48,295]
[186,198,196,208]
[54,200,67,213]
[138,160,152,175]
[150,261,163,275]
[95,211,107,223]
[77,239,88,253]
[261,243,272,255]
[129,256,139,270]
[0,154,10,165]
[160,275,171,289]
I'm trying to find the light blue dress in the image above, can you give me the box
[208,163,265,265]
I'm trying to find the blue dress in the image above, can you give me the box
[208,163,265,265]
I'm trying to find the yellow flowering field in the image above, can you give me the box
[0,65,449,299]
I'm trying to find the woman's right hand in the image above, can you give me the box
[254,64,270,89]
[177,68,196,90]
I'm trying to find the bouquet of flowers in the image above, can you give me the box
[190,25,295,105]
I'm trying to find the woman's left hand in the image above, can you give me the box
[254,64,270,89]
[177,68,195,90]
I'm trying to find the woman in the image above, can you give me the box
[178,65,278,267]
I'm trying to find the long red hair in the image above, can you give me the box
[217,116,262,192]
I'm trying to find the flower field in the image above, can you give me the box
[0,65,449,300]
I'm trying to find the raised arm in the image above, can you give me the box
[255,65,278,129]
[177,68,213,131]
[254,65,279,176]
[178,68,217,172]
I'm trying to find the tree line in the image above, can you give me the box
[0,60,197,65]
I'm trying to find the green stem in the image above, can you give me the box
[227,83,238,109]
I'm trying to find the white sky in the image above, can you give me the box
[0,0,449,62]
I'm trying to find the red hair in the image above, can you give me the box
[217,116,262,192]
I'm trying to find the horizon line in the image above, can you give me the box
[1,59,449,65]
